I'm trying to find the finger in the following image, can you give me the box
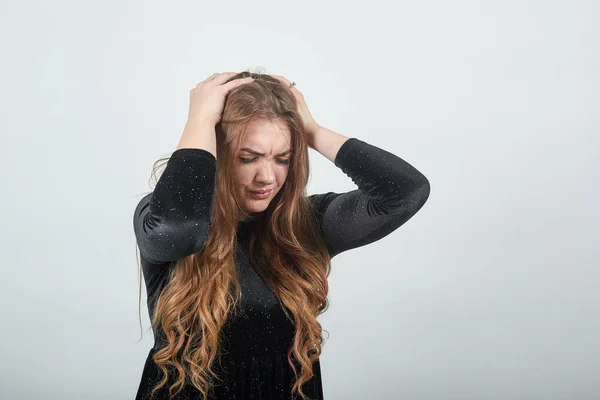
[222,76,254,92]
[271,74,289,84]
[211,72,244,85]
[196,73,219,87]
[201,72,236,86]
[272,75,297,90]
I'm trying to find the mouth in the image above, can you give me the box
[249,189,272,199]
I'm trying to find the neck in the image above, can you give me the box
[239,213,258,223]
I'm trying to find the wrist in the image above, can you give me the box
[186,116,217,129]
[305,122,320,136]
[305,123,319,148]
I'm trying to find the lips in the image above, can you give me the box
[251,189,272,194]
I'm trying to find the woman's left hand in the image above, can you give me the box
[272,75,320,135]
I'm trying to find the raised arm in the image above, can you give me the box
[133,148,217,264]
[309,137,430,258]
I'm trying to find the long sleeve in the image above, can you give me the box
[309,137,430,258]
[133,148,217,264]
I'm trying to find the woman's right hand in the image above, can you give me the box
[188,72,255,125]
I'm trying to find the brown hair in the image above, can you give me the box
[137,71,332,399]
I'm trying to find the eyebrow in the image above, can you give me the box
[240,148,292,157]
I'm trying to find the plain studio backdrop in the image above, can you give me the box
[1,0,598,399]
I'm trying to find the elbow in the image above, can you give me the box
[134,216,211,263]
[407,177,430,212]
[133,193,213,263]
[417,177,430,206]
[377,177,430,216]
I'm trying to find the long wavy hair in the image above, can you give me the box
[136,71,332,400]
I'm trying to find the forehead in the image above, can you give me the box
[240,118,291,149]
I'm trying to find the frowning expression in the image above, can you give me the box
[233,118,292,218]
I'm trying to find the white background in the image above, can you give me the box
[1,0,598,399]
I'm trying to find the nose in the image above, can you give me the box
[255,162,275,185]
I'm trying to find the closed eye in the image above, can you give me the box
[240,157,290,165]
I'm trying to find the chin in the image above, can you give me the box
[245,202,269,213]
[239,189,276,214]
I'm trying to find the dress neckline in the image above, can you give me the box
[236,218,254,236]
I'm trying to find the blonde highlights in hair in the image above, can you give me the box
[138,71,332,400]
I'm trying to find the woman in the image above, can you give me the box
[133,71,430,400]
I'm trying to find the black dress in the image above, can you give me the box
[133,138,430,399]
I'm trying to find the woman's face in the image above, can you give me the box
[233,118,292,219]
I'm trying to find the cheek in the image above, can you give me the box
[235,169,252,184]
[277,168,289,184]
[232,176,247,193]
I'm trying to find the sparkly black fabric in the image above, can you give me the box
[133,138,430,399]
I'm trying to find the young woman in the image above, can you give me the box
[133,71,430,400]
